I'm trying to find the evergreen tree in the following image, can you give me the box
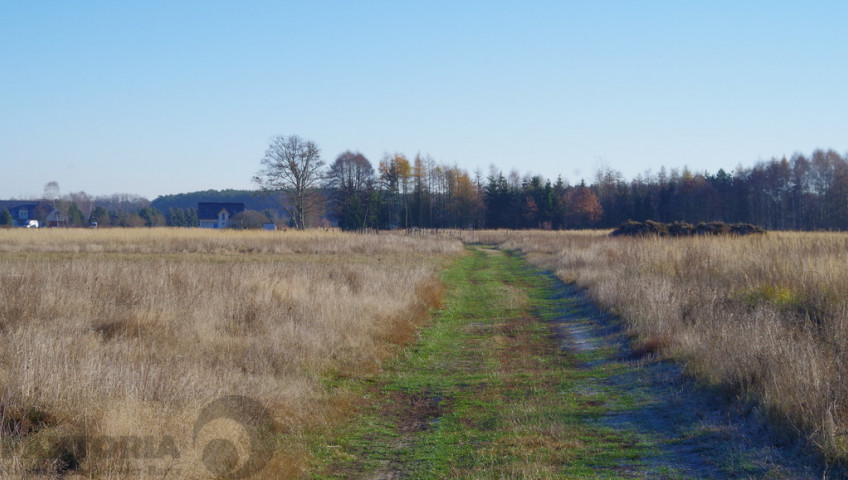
[90,206,110,227]
[138,207,165,226]
[185,208,198,227]
[67,202,85,226]
[0,208,12,226]
[167,207,186,227]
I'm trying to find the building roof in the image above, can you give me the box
[197,202,246,220]
[0,201,38,211]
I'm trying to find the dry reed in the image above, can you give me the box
[0,228,461,478]
[467,230,848,464]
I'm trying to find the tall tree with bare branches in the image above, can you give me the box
[253,135,325,229]
[326,150,375,231]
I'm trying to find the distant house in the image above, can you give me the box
[46,209,68,228]
[197,202,245,229]
[0,201,38,227]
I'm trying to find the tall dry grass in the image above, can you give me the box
[468,230,848,463]
[0,229,462,478]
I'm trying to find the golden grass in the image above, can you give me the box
[0,228,462,478]
[465,229,848,463]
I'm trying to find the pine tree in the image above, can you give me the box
[0,208,12,226]
[167,207,186,227]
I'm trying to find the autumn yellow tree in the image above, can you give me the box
[564,181,603,228]
[378,153,411,228]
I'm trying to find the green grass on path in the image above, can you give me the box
[306,246,653,479]
[304,245,821,479]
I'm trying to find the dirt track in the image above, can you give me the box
[317,246,833,479]
[549,273,829,479]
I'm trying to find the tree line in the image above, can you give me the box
[591,149,848,230]
[5,139,847,231]
[0,188,277,228]
[258,134,848,231]
[150,189,285,219]
[0,191,172,228]
[254,135,605,231]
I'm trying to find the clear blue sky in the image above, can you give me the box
[2,1,846,199]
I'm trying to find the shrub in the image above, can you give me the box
[611,220,765,237]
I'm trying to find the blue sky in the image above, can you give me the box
[2,1,846,199]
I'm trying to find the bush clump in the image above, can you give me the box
[611,220,765,237]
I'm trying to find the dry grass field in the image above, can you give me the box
[0,228,462,478]
[466,230,848,465]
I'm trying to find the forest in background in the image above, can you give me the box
[3,148,847,231]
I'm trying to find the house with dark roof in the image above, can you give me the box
[197,202,245,229]
[0,201,39,227]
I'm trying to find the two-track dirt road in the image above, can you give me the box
[312,245,829,479]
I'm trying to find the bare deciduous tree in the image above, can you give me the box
[67,191,93,220]
[326,151,375,231]
[43,181,60,203]
[253,135,325,229]
[327,150,373,195]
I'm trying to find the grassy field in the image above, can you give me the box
[0,229,462,478]
[2,227,843,477]
[467,230,848,466]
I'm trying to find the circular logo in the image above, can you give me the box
[193,395,276,478]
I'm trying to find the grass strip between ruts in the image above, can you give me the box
[306,245,659,479]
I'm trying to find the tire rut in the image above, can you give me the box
[547,272,831,479]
